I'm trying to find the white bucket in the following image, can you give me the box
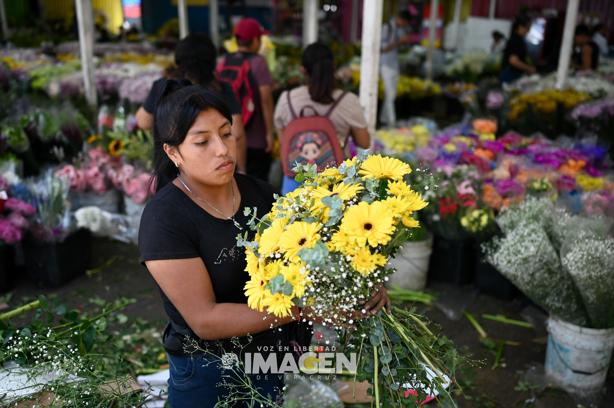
[387,235,433,291]
[545,317,614,395]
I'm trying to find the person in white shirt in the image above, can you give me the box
[379,11,412,128]
[592,23,609,56]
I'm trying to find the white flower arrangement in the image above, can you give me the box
[486,197,614,328]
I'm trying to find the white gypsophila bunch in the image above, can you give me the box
[562,238,614,329]
[495,196,559,234]
[550,211,614,250]
[487,221,588,326]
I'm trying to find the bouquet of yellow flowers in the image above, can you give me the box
[238,154,460,405]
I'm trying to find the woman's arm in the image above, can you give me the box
[350,127,371,149]
[146,257,298,340]
[232,114,247,173]
[136,106,154,130]
[509,55,535,74]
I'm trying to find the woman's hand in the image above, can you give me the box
[362,286,391,315]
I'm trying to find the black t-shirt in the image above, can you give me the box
[139,174,309,355]
[142,77,241,116]
[502,34,528,72]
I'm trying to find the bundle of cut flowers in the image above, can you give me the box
[55,147,121,195]
[375,124,431,155]
[0,175,36,244]
[26,170,73,243]
[486,197,614,328]
[510,72,614,98]
[238,154,460,406]
[571,97,614,158]
[107,163,154,205]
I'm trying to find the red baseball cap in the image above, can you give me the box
[234,18,267,41]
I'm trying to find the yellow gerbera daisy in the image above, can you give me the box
[281,262,309,298]
[279,221,321,262]
[258,218,286,256]
[384,196,412,219]
[245,248,260,276]
[262,292,294,318]
[244,277,270,312]
[358,155,411,181]
[351,247,387,276]
[387,180,413,198]
[329,230,357,255]
[402,215,421,228]
[405,190,428,212]
[339,201,394,247]
[264,260,285,280]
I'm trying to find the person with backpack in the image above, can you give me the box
[136,33,247,173]
[274,42,370,195]
[218,18,275,182]
[380,11,413,128]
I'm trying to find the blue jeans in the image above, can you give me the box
[281,176,301,195]
[167,353,284,407]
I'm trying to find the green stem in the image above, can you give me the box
[464,312,488,338]
[482,314,533,329]
[492,341,505,370]
[0,300,41,321]
[373,345,380,408]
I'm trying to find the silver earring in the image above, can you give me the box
[174,162,179,168]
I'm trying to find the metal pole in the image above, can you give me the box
[303,0,318,47]
[426,0,439,81]
[350,0,359,43]
[452,0,462,50]
[178,0,189,39]
[556,0,580,89]
[210,0,219,47]
[0,0,8,40]
[75,0,97,108]
[489,0,496,20]
[359,0,383,134]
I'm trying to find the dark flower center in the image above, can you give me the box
[298,238,307,245]
[364,223,373,231]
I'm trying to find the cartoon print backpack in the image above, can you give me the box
[280,90,348,178]
[217,53,258,126]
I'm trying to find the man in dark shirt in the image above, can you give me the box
[573,24,600,71]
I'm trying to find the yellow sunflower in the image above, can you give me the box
[244,277,270,312]
[108,140,125,157]
[359,155,412,180]
[339,201,394,247]
[258,218,287,256]
[281,262,309,298]
[351,247,387,276]
[87,134,101,144]
[262,292,294,318]
[279,221,321,262]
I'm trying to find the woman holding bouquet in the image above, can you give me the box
[139,84,389,407]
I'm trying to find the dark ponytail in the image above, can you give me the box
[151,83,233,192]
[302,43,336,104]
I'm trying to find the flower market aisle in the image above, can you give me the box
[5,237,613,407]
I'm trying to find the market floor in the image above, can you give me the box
[7,237,614,408]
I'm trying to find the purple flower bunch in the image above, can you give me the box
[571,98,614,120]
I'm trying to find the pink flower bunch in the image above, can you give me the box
[107,163,153,204]
[55,147,121,194]
[122,171,154,204]
[0,196,36,244]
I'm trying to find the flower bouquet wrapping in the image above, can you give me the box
[238,155,460,405]
[486,197,614,328]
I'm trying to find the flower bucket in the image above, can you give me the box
[69,189,121,213]
[388,235,433,291]
[545,317,614,396]
[474,242,518,300]
[428,235,475,285]
[23,229,92,288]
[0,244,15,294]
